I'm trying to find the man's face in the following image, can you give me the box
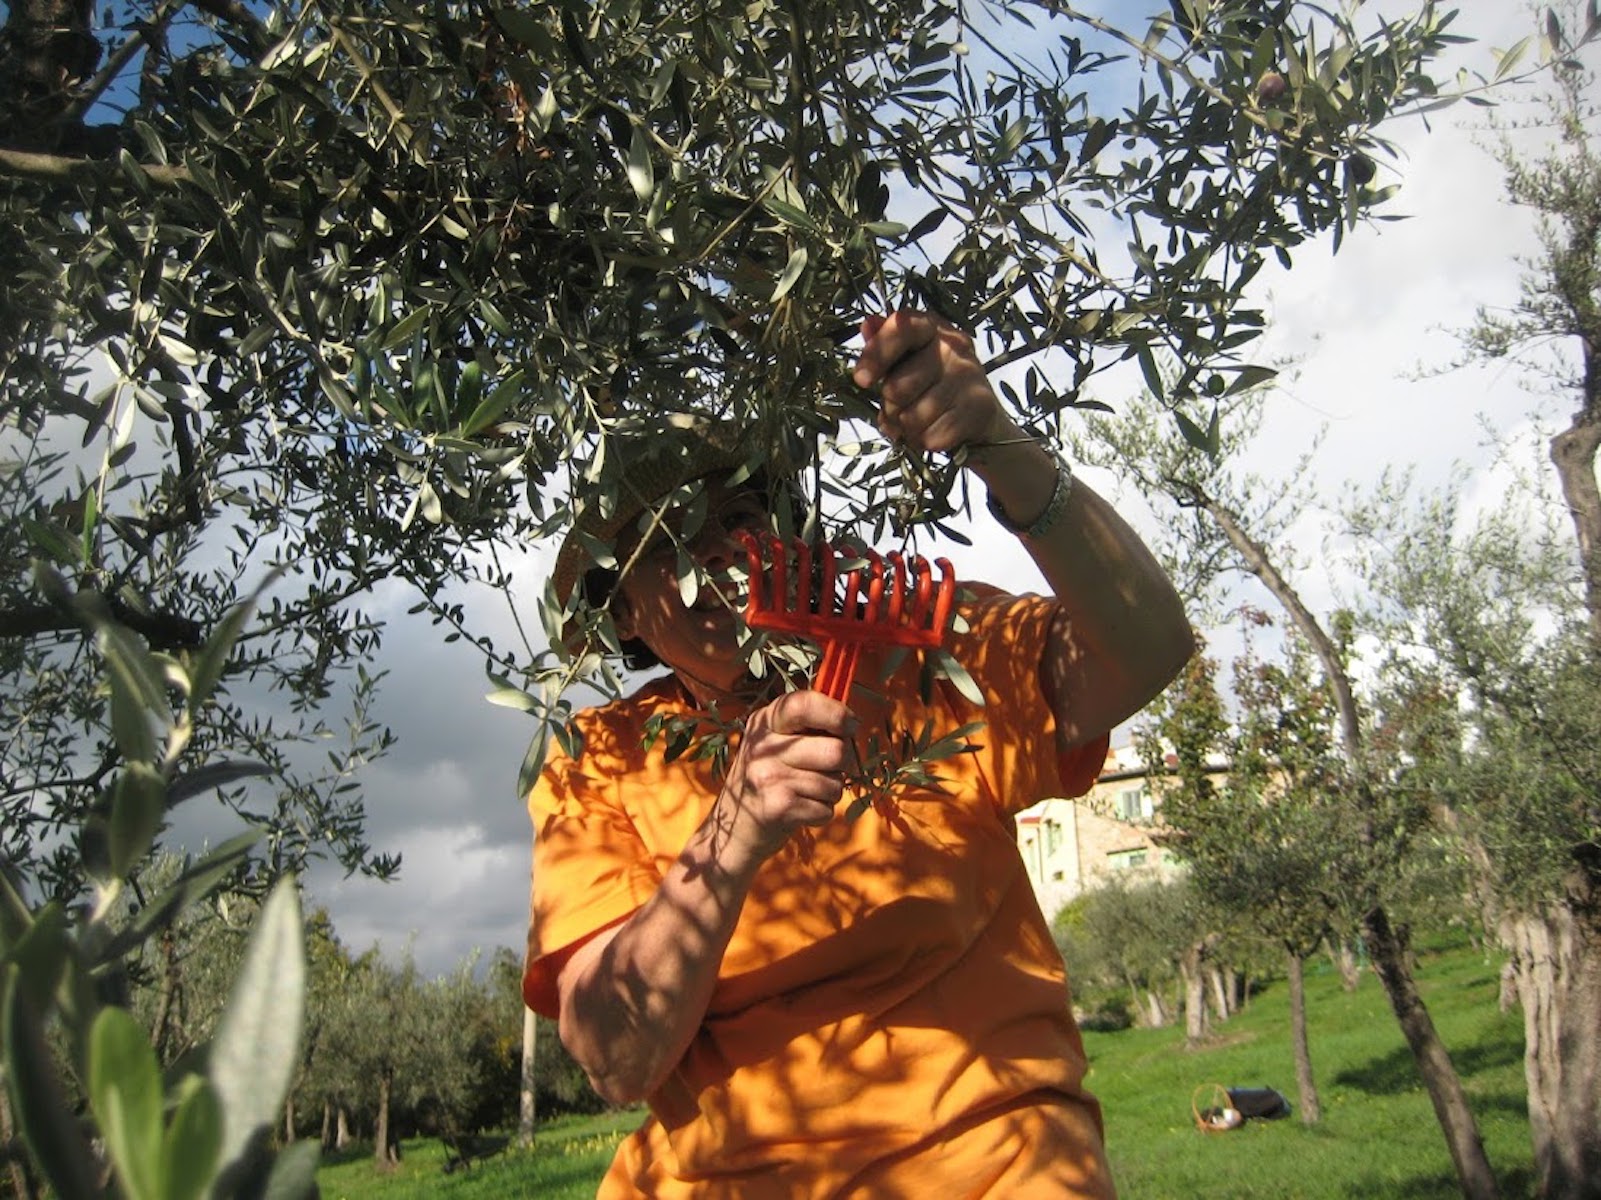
[611,481,770,693]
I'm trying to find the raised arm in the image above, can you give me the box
[852,311,1195,752]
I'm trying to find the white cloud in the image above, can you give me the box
[305,765,531,976]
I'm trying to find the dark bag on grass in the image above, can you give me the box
[1228,1087,1291,1120]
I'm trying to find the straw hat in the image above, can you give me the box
[550,420,756,610]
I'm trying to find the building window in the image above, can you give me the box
[1110,850,1148,870]
[1044,819,1062,856]
[1116,785,1148,822]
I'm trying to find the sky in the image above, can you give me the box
[295,0,1577,978]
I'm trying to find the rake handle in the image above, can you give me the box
[815,638,861,701]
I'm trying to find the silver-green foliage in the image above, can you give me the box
[1,0,1511,804]
[0,591,316,1196]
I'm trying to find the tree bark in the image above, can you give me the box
[1365,907,1499,1200]
[1207,965,1232,1020]
[517,1006,538,1148]
[1181,942,1208,1042]
[335,1105,351,1151]
[1285,949,1322,1125]
[373,1075,397,1170]
[1144,989,1170,1028]
[0,0,99,152]
[1551,415,1601,656]
[1501,893,1601,1200]
[1333,936,1361,992]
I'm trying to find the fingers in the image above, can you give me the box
[765,689,857,740]
[851,310,997,454]
[851,310,944,390]
[732,691,857,838]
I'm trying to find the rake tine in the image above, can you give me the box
[815,636,856,700]
[737,532,766,610]
[931,557,956,633]
[863,552,887,623]
[905,554,932,628]
[885,552,907,625]
[834,642,863,700]
[792,538,811,616]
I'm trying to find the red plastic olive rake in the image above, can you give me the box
[736,532,957,700]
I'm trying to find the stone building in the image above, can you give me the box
[1014,741,1229,922]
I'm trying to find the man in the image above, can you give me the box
[525,311,1194,1197]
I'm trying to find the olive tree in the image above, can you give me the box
[1393,12,1601,1192]
[0,0,1517,802]
[1076,386,1502,1197]
[1349,470,1601,1200]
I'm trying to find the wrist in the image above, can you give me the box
[987,444,1073,539]
[962,430,1074,539]
[959,415,1029,472]
[705,788,780,877]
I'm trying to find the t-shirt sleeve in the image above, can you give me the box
[522,739,662,1019]
[943,586,1109,812]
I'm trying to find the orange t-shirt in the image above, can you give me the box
[524,588,1114,1198]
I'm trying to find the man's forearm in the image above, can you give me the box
[560,808,761,1105]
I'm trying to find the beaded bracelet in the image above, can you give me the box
[983,444,1074,539]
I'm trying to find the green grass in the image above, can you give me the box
[315,1109,645,1200]
[315,943,1533,1198]
[1085,945,1534,1198]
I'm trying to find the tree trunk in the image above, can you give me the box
[283,1096,295,1144]
[1144,989,1170,1028]
[1550,405,1601,656]
[1365,906,1500,1200]
[1285,949,1322,1125]
[373,1075,397,1171]
[1181,942,1208,1042]
[518,1006,538,1147]
[320,1100,332,1149]
[1207,966,1232,1020]
[0,0,101,153]
[335,1105,351,1151]
[1333,936,1361,992]
[1501,895,1601,1200]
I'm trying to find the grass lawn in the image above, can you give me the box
[1085,943,1534,1198]
[315,1109,646,1200]
[316,941,1533,1198]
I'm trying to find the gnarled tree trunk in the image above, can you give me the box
[1501,892,1601,1200]
[1144,989,1170,1029]
[1207,965,1234,1020]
